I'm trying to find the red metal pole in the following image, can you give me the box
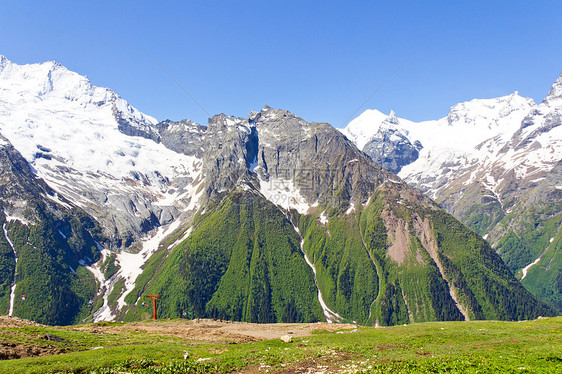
[147,294,161,320]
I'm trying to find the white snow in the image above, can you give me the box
[248,155,258,173]
[294,227,342,323]
[4,214,29,226]
[521,224,561,280]
[319,211,329,225]
[3,224,17,317]
[340,109,389,149]
[87,253,113,321]
[0,56,202,237]
[44,192,72,210]
[115,218,185,311]
[343,88,562,200]
[259,176,311,215]
[167,227,193,250]
[520,257,541,280]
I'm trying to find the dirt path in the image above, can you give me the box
[73,319,358,343]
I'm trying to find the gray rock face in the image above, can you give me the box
[252,106,390,208]
[198,113,258,202]
[543,73,562,106]
[342,110,422,174]
[160,106,428,214]
[112,101,161,143]
[363,129,422,174]
[0,135,57,221]
[156,119,207,157]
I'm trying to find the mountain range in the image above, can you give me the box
[342,76,562,312]
[0,56,554,325]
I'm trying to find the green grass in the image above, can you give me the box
[1,317,560,373]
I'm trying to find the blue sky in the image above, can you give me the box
[1,1,561,127]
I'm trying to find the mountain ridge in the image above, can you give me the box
[0,56,554,325]
[343,73,562,312]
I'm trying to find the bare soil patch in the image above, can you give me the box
[74,319,358,344]
[0,316,42,329]
[0,317,65,359]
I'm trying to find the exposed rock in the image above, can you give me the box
[280,335,292,343]
[43,334,70,343]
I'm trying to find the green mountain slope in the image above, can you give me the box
[123,183,552,325]
[123,190,324,323]
[0,137,104,325]
[439,162,562,313]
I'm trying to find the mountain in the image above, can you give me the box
[0,55,203,249]
[0,134,104,325]
[343,75,562,312]
[0,56,553,325]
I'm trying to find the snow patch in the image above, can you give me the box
[521,224,562,280]
[3,224,17,317]
[44,192,72,209]
[319,211,328,225]
[115,219,184,311]
[521,257,541,280]
[4,214,30,226]
[168,227,193,250]
[259,177,311,215]
[294,228,342,323]
[248,155,258,173]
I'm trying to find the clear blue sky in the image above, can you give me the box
[1,1,561,127]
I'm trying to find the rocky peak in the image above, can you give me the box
[157,118,205,133]
[255,105,302,123]
[0,55,9,70]
[543,73,562,106]
[446,93,535,127]
[386,110,399,125]
[155,119,206,157]
[199,113,258,202]
[250,107,393,209]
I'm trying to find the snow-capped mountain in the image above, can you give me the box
[342,91,541,179]
[343,75,562,311]
[0,56,553,325]
[0,56,203,248]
